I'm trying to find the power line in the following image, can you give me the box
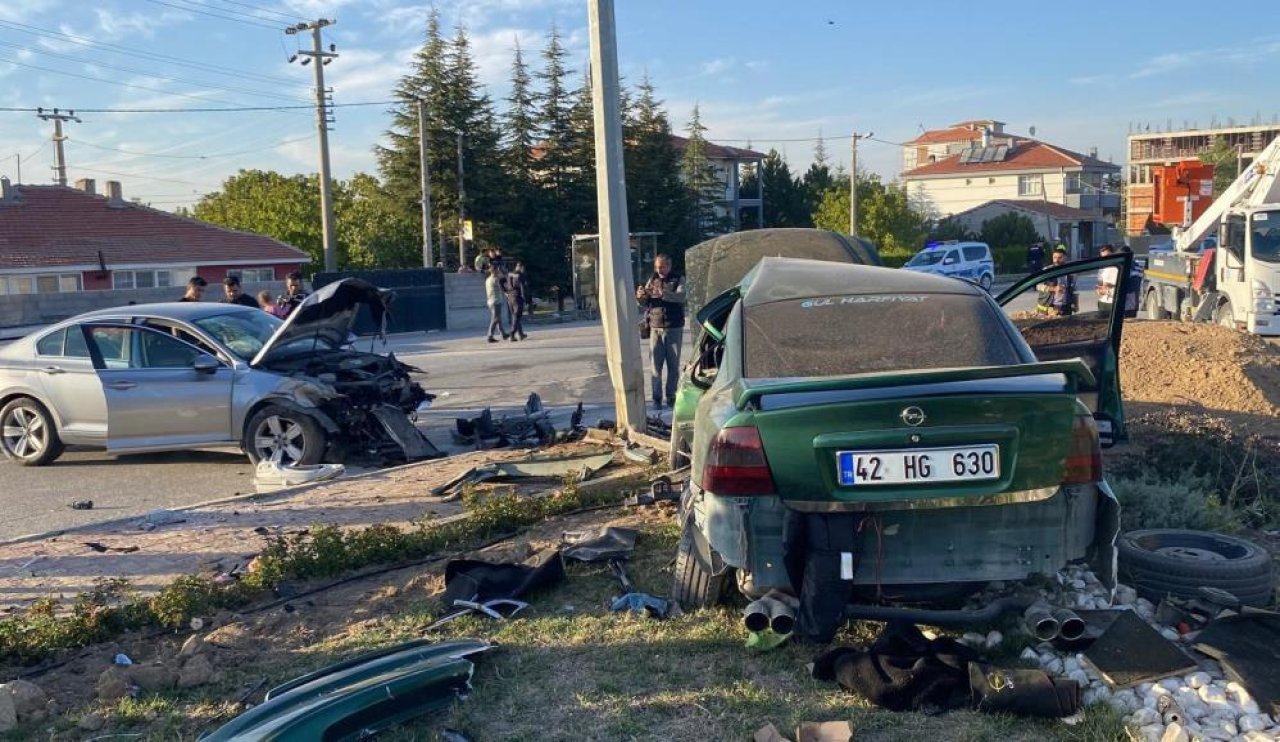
[73,165,216,187]
[139,0,281,30]
[212,0,304,24]
[68,134,313,161]
[0,40,310,105]
[1,100,392,114]
[0,18,295,86]
[0,56,279,109]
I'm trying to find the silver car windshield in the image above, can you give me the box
[193,311,282,360]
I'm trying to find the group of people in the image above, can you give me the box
[176,271,310,318]
[477,247,531,343]
[1035,243,1140,318]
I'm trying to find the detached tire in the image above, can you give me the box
[1118,529,1274,607]
[671,517,728,610]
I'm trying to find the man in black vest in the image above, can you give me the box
[635,253,686,409]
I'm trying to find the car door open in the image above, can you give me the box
[995,253,1132,445]
[82,323,236,452]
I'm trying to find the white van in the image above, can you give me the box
[902,241,996,291]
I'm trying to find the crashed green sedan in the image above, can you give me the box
[669,247,1134,638]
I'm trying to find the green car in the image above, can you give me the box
[670,238,1133,619]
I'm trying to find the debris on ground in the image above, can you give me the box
[135,509,186,531]
[253,461,345,493]
[430,450,616,500]
[453,393,556,449]
[68,500,93,510]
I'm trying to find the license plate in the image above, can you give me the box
[837,445,1000,486]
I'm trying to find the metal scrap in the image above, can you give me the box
[431,451,616,500]
[453,393,556,449]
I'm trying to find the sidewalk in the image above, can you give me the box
[0,443,620,612]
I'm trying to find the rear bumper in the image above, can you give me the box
[689,481,1120,592]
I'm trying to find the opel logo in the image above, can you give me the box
[900,406,927,427]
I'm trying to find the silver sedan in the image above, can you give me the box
[0,279,436,467]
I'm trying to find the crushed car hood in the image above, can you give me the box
[251,277,389,367]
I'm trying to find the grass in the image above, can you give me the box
[0,510,1134,742]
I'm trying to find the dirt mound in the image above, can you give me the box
[1120,321,1280,423]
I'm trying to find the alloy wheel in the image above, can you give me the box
[2,406,47,460]
[253,415,306,465]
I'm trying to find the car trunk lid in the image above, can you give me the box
[740,361,1091,506]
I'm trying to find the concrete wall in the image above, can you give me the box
[1,274,491,336]
[444,272,488,331]
[0,281,288,329]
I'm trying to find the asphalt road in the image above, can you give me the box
[0,320,616,542]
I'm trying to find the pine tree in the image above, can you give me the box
[625,76,695,253]
[565,69,599,233]
[681,104,731,241]
[535,26,576,223]
[802,134,834,216]
[760,149,810,227]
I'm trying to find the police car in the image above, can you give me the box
[902,240,996,291]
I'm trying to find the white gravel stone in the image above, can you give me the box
[1063,658,1082,675]
[1020,647,1039,662]
[1139,724,1165,742]
[1187,673,1213,689]
[1238,715,1269,733]
[1200,686,1230,706]
[1075,595,1096,610]
[1205,716,1239,738]
[1116,585,1139,605]
[1161,678,1186,692]
[1070,578,1087,590]
[985,630,1003,648]
[1113,690,1139,713]
[960,632,986,647]
[1068,669,1090,687]
[1160,627,1181,641]
[1161,721,1190,742]
[1132,708,1162,726]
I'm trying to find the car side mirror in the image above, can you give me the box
[192,354,220,374]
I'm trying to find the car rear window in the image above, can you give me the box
[743,293,1022,378]
[963,246,988,261]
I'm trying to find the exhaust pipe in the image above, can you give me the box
[1052,608,1085,642]
[1023,603,1060,641]
[743,592,798,635]
[743,599,771,633]
[767,596,795,635]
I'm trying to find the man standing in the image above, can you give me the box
[485,266,508,343]
[636,253,685,409]
[277,271,308,317]
[1035,247,1076,316]
[177,276,207,302]
[1095,244,1117,316]
[504,260,528,341]
[221,275,260,308]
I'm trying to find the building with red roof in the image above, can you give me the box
[0,178,308,296]
[901,121,1120,255]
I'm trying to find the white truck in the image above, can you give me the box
[1141,134,1280,335]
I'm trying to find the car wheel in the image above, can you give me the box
[1118,529,1274,607]
[245,405,326,466]
[1215,301,1235,329]
[0,397,64,466]
[671,516,729,610]
[1144,291,1168,320]
[979,273,993,291]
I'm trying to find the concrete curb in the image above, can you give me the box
[0,452,468,548]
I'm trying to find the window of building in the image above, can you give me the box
[227,267,276,283]
[1065,174,1082,194]
[112,269,179,290]
[1018,175,1043,197]
[0,274,78,295]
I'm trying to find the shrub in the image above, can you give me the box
[1110,473,1237,532]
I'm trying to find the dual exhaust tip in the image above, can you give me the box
[1024,603,1085,642]
[743,592,797,635]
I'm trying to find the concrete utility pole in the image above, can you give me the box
[287,19,339,272]
[36,108,79,187]
[587,0,647,431]
[456,131,466,268]
[417,99,434,268]
[849,130,872,237]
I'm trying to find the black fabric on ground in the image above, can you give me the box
[783,510,864,644]
[812,621,976,712]
[1194,612,1280,715]
[440,548,565,604]
[812,622,1081,718]
[561,527,639,563]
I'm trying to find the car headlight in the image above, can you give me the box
[1252,279,1275,313]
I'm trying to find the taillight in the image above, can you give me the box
[702,426,776,495]
[1062,415,1102,485]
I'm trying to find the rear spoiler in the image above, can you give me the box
[735,359,1096,410]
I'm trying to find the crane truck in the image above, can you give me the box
[1140,134,1280,335]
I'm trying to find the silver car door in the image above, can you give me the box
[32,326,108,442]
[83,324,235,451]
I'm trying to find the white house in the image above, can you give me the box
[901,121,1121,255]
[669,135,764,231]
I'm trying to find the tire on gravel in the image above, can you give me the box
[1118,529,1275,607]
[671,517,729,611]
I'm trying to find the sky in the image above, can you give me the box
[0,0,1278,211]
